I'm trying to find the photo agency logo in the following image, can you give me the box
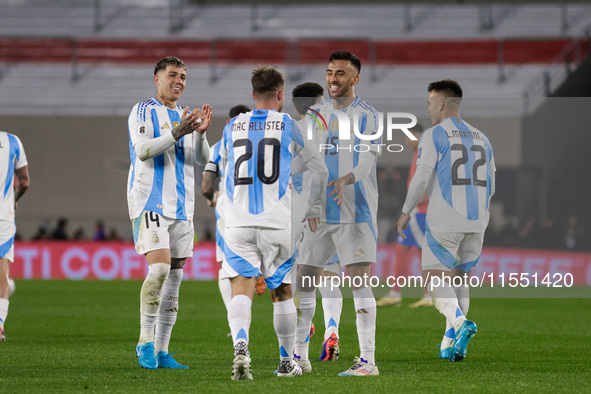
[305,110,419,153]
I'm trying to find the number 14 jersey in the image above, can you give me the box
[127,98,195,221]
[418,117,495,233]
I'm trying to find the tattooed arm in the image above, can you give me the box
[134,106,204,161]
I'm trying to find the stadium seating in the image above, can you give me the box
[0,2,589,115]
[0,63,544,117]
[1,2,590,39]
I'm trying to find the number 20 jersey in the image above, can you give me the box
[418,117,495,233]
[127,98,195,221]
[221,109,313,229]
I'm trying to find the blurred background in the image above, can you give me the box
[1,0,590,255]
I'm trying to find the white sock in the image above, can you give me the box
[0,298,8,328]
[273,299,297,361]
[388,289,401,298]
[218,270,232,311]
[155,268,182,354]
[353,287,376,365]
[228,294,252,348]
[318,279,342,340]
[454,283,470,316]
[139,263,170,344]
[427,280,465,330]
[295,291,316,361]
[441,319,455,349]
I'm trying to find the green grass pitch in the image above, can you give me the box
[0,280,590,392]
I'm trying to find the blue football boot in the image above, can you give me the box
[450,320,477,362]
[156,351,189,369]
[136,342,158,369]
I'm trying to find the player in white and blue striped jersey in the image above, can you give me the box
[201,105,250,317]
[127,56,212,370]
[291,82,344,367]
[398,79,496,362]
[219,66,328,380]
[295,51,380,376]
[0,131,29,342]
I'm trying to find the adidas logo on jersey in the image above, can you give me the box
[160,122,171,130]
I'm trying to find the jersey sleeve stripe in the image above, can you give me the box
[290,117,305,148]
[3,134,18,198]
[432,126,453,208]
[352,135,372,222]
[171,111,187,220]
[143,109,164,215]
[279,115,292,200]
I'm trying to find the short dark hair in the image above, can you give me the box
[329,51,361,74]
[292,82,324,115]
[154,56,186,75]
[251,66,285,98]
[427,79,463,101]
[229,104,251,118]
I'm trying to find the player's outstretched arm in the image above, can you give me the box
[400,127,436,223]
[201,170,217,205]
[14,165,29,207]
[397,213,411,239]
[401,164,432,216]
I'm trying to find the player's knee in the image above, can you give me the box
[347,262,371,277]
[270,283,292,302]
[148,263,170,281]
[171,258,186,270]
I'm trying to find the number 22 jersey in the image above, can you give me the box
[417,117,495,233]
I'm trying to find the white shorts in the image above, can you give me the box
[132,212,194,258]
[0,221,16,263]
[297,221,377,268]
[221,226,294,290]
[421,229,484,273]
[323,255,343,274]
[292,216,306,253]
